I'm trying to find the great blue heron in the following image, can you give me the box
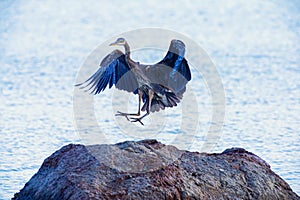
[76,38,191,125]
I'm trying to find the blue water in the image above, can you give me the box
[1,0,299,199]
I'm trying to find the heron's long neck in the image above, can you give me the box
[124,42,131,59]
[124,42,137,68]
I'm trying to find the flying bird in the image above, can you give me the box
[76,38,191,125]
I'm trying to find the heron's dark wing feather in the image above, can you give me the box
[147,40,191,95]
[76,50,138,94]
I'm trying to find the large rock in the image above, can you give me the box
[13,139,299,200]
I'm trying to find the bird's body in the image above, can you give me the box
[76,38,191,125]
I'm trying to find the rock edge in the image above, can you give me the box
[13,139,300,200]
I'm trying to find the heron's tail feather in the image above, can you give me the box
[141,85,181,113]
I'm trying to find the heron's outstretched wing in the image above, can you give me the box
[76,50,138,94]
[147,40,191,95]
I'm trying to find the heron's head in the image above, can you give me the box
[109,38,126,46]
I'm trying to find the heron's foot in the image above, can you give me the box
[115,111,130,121]
[130,117,144,126]
[115,111,140,121]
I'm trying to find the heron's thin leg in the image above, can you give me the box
[130,90,154,125]
[148,90,154,113]
[115,90,142,120]
[137,90,142,114]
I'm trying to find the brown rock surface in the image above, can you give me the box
[13,139,300,200]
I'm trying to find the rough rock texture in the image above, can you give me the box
[13,139,299,200]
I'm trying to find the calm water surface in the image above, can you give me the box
[0,0,299,199]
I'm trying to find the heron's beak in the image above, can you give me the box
[109,41,117,46]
